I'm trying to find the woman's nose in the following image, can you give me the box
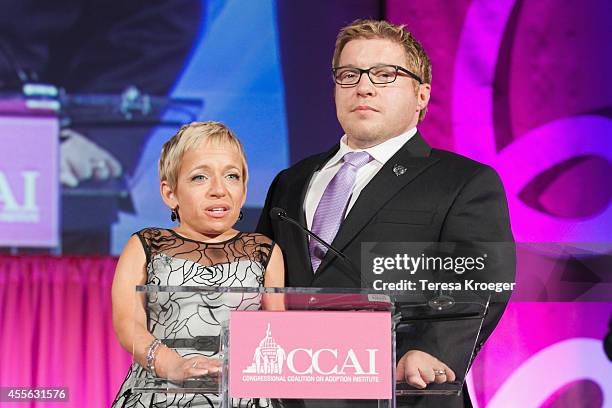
[207,177,226,196]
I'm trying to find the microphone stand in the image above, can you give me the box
[270,207,361,285]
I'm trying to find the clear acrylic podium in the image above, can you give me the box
[132,286,487,407]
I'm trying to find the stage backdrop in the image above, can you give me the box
[387,0,612,406]
[111,0,290,253]
[1,0,611,407]
[0,0,291,255]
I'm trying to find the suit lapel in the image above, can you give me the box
[315,133,439,279]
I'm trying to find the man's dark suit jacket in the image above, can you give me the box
[256,132,514,408]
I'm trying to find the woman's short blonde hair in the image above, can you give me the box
[332,19,432,122]
[158,121,248,191]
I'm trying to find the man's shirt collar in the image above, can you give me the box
[322,127,418,170]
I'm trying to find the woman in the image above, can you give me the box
[111,121,284,407]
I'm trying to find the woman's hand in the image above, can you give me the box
[156,347,222,384]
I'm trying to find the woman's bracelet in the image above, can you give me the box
[145,338,163,376]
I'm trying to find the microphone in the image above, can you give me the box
[269,207,358,274]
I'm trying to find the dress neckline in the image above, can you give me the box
[166,228,243,245]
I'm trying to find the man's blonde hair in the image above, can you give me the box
[158,121,248,191]
[332,19,432,122]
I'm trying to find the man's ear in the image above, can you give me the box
[417,83,431,111]
[160,181,178,209]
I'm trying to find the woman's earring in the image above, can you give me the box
[238,210,244,221]
[170,207,179,222]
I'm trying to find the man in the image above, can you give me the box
[257,19,513,407]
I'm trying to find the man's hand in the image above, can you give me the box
[396,350,456,389]
[60,129,123,187]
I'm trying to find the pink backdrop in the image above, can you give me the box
[0,256,130,407]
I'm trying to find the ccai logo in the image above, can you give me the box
[242,323,379,377]
[230,311,391,399]
[0,171,40,223]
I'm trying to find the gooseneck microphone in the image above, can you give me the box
[269,207,357,273]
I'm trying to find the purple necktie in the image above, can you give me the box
[309,151,372,272]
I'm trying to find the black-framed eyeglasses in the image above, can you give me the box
[332,64,423,86]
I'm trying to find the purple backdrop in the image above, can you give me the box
[387,0,612,406]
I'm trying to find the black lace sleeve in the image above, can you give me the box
[133,228,153,265]
[247,233,276,271]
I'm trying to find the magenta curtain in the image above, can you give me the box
[0,255,131,408]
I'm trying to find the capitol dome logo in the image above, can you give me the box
[242,324,286,374]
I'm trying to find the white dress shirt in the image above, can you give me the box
[304,128,418,229]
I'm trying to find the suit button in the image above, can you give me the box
[309,296,318,304]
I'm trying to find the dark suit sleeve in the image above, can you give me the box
[439,166,514,243]
[398,165,515,373]
[256,171,284,239]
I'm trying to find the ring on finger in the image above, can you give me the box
[433,369,446,376]
[192,360,198,369]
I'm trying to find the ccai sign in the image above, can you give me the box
[0,115,59,247]
[229,310,392,399]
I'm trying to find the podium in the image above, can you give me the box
[132,286,488,407]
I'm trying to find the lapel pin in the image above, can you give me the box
[393,164,407,176]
